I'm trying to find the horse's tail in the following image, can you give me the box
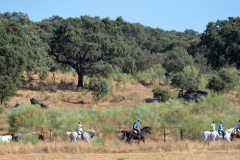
[121,131,126,140]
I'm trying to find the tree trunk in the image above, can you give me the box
[77,72,84,88]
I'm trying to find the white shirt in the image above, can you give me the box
[78,124,82,131]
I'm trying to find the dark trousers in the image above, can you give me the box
[220,130,225,139]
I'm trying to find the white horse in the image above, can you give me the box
[225,128,235,134]
[67,130,96,144]
[201,131,231,143]
[0,135,12,143]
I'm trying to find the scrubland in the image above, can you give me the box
[0,72,240,159]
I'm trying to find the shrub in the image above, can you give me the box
[171,72,199,96]
[110,94,124,102]
[89,77,108,100]
[152,87,171,102]
[207,75,226,93]
[92,137,105,146]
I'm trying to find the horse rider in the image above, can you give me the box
[218,122,225,139]
[136,119,141,132]
[132,121,140,140]
[78,122,84,140]
[237,120,240,132]
[210,121,215,132]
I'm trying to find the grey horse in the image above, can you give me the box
[67,130,96,144]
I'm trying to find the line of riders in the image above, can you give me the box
[210,120,240,139]
[77,119,142,140]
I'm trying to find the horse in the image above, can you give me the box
[201,131,231,143]
[121,130,132,142]
[12,133,45,142]
[121,126,152,144]
[67,130,96,144]
[0,135,12,143]
[225,128,235,134]
[230,128,240,141]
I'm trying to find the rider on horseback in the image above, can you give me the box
[132,119,141,140]
[237,120,240,132]
[218,122,225,139]
[136,119,141,134]
[78,122,84,140]
[210,121,215,131]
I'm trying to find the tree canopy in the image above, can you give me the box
[200,17,240,69]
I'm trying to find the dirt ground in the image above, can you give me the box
[1,151,239,160]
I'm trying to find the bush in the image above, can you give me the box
[171,72,199,96]
[89,77,108,100]
[92,137,105,146]
[110,94,124,102]
[152,87,171,102]
[207,75,226,93]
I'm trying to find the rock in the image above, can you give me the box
[50,89,57,93]
[30,98,48,108]
[182,90,208,103]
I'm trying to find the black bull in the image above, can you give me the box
[121,126,152,144]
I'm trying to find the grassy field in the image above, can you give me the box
[0,140,239,159]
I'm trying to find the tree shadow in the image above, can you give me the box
[70,101,90,105]
[145,98,159,103]
[19,79,89,93]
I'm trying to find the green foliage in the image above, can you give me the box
[152,87,171,102]
[207,75,226,93]
[171,72,199,96]
[0,14,28,85]
[163,47,194,73]
[111,94,124,102]
[92,137,105,146]
[89,77,108,100]
[136,64,166,85]
[0,76,17,104]
[200,17,240,69]
[50,16,147,87]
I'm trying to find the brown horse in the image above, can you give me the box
[230,129,240,141]
[124,126,152,144]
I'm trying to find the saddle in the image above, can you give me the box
[133,130,138,133]
[218,130,223,135]
[77,131,82,135]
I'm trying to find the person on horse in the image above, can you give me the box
[218,122,225,139]
[210,121,215,132]
[237,120,240,132]
[78,122,84,140]
[136,119,141,134]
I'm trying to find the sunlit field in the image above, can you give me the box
[0,140,240,159]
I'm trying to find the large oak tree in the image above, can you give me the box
[50,16,144,87]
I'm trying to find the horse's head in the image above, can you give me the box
[38,133,45,141]
[146,127,152,134]
[91,132,96,138]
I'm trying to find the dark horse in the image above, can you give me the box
[121,126,152,144]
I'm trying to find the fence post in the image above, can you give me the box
[180,127,183,140]
[50,129,52,143]
[164,127,166,142]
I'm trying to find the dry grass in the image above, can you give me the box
[0,140,239,159]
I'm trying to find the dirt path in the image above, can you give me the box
[1,151,239,160]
